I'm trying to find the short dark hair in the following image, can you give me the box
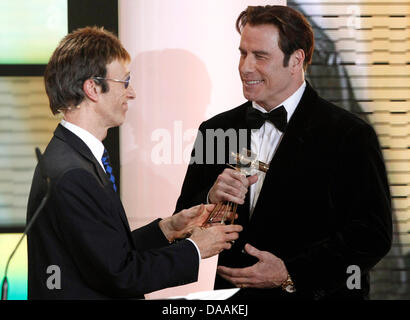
[44,26,130,114]
[236,5,314,70]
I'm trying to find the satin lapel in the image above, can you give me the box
[230,102,252,227]
[251,83,319,217]
[54,125,133,235]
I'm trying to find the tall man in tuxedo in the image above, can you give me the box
[26,26,242,299]
[175,5,392,300]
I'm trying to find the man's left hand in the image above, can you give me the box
[217,243,288,289]
[170,204,214,238]
[161,204,238,242]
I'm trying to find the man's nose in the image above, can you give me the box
[127,84,136,99]
[239,55,254,74]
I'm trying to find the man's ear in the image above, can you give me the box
[83,78,100,102]
[289,49,305,73]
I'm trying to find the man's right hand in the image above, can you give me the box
[189,224,243,259]
[208,169,258,205]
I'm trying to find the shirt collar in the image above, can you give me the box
[60,119,105,170]
[252,81,306,123]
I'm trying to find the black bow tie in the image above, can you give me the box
[246,105,288,132]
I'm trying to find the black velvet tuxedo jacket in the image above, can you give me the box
[175,82,392,300]
[27,124,199,300]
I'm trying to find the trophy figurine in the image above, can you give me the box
[203,148,269,226]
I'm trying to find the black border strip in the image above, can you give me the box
[0,65,46,77]
[0,226,25,233]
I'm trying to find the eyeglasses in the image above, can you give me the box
[93,74,131,89]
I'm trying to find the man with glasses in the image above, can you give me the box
[26,26,242,299]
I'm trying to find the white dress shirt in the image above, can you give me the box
[60,119,106,172]
[249,81,306,218]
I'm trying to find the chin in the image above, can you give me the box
[242,90,253,101]
[243,88,261,101]
[109,119,124,128]
[116,120,125,127]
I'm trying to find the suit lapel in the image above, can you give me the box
[225,102,253,227]
[250,82,319,218]
[54,124,109,185]
[54,124,133,235]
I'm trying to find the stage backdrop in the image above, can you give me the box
[119,0,285,299]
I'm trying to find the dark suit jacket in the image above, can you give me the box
[175,82,392,300]
[27,124,199,300]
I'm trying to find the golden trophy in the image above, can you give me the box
[203,148,269,226]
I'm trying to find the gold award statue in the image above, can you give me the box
[203,148,269,226]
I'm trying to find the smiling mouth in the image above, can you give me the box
[244,80,264,86]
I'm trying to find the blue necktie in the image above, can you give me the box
[101,148,117,192]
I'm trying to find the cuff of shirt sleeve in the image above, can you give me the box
[186,238,201,266]
[206,190,211,204]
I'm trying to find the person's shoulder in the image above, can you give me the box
[316,96,374,135]
[42,136,94,182]
[199,101,250,129]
